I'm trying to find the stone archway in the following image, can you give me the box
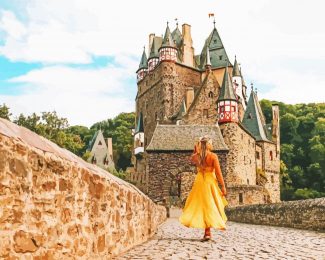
[169,165,196,207]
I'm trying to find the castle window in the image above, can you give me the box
[241,133,243,140]
[219,55,223,60]
[247,179,249,185]
[271,175,274,183]
[208,91,213,98]
[248,139,250,145]
[248,113,252,119]
[239,193,243,204]
[270,151,273,161]
[155,112,158,121]
[256,151,260,159]
[203,109,208,118]
[92,157,97,164]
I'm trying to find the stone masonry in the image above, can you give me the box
[118,209,325,259]
[147,151,227,205]
[0,118,166,259]
[226,198,325,231]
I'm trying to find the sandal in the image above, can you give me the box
[202,229,211,241]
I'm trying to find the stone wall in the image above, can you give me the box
[226,198,325,231]
[147,151,227,204]
[219,123,256,186]
[0,119,166,259]
[226,185,268,207]
[257,141,281,202]
[182,72,220,125]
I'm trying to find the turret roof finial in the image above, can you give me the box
[251,83,254,91]
[213,17,216,28]
[175,18,178,27]
[255,88,258,94]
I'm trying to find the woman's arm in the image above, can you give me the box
[214,155,227,196]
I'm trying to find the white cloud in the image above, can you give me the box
[0,64,135,126]
[0,0,324,126]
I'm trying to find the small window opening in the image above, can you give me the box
[239,193,243,204]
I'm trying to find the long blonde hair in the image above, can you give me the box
[194,138,213,167]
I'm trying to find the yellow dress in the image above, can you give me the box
[179,153,228,230]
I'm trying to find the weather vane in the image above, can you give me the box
[208,13,216,27]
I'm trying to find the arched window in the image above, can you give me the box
[208,91,213,98]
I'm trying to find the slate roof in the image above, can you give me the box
[137,48,148,72]
[146,124,228,151]
[88,130,99,150]
[242,91,270,141]
[232,57,240,77]
[135,113,144,133]
[171,27,182,47]
[218,67,237,101]
[161,24,176,48]
[149,37,162,59]
[199,28,230,69]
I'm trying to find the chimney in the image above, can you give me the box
[149,33,155,54]
[271,104,280,156]
[182,24,194,67]
[186,87,194,109]
[107,138,113,160]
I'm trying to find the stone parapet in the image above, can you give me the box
[226,198,325,231]
[0,118,166,259]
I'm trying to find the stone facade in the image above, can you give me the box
[226,185,269,206]
[226,198,325,231]
[0,119,166,259]
[219,123,256,186]
[146,151,227,205]
[132,22,281,207]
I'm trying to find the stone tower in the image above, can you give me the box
[131,21,281,206]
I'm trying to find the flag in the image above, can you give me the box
[208,13,214,18]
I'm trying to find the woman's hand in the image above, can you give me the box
[221,186,227,196]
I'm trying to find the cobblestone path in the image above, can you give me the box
[117,215,325,260]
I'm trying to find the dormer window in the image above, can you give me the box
[219,55,223,60]
[98,141,102,145]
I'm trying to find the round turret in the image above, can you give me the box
[217,66,239,123]
[159,22,178,62]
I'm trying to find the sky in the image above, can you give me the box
[0,0,324,126]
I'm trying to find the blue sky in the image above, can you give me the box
[0,0,324,126]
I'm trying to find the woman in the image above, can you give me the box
[179,136,228,240]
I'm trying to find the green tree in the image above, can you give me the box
[0,104,12,120]
[91,112,135,170]
[280,113,300,144]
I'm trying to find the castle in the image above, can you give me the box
[129,21,280,207]
[87,130,115,170]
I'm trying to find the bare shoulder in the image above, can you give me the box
[211,152,219,160]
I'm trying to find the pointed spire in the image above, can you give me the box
[135,113,144,133]
[218,62,237,101]
[205,47,211,72]
[138,46,148,70]
[232,55,240,77]
[161,22,175,48]
[149,38,159,59]
[242,90,269,141]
